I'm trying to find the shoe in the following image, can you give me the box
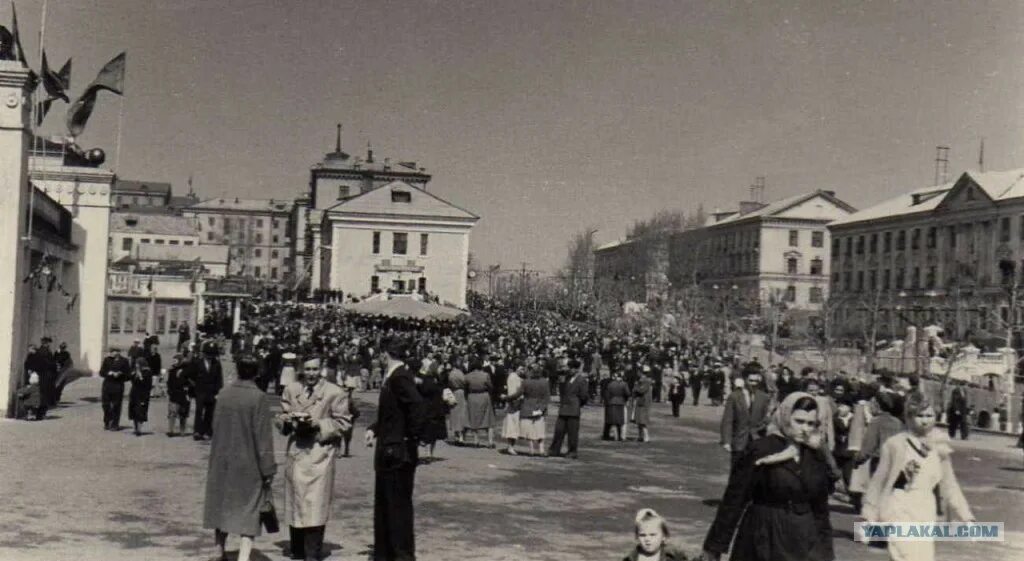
[567,452,579,460]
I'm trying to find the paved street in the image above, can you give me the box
[1,363,1022,561]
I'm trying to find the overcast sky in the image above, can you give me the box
[17,0,1024,272]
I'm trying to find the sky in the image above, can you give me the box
[14,0,1024,273]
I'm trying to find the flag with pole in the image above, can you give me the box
[66,51,125,137]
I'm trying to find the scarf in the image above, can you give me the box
[755,391,824,466]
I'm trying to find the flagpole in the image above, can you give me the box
[25,0,50,242]
[114,88,125,172]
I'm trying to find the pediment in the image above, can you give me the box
[934,175,995,212]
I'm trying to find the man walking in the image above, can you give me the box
[191,342,224,441]
[366,337,425,561]
[947,382,970,440]
[548,358,589,459]
[719,370,771,469]
[99,347,131,430]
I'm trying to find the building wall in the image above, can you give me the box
[109,231,200,261]
[107,272,197,351]
[186,209,292,282]
[758,221,831,310]
[327,219,471,308]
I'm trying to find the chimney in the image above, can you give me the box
[384,157,391,170]
[367,141,374,163]
[739,201,767,215]
[335,123,342,153]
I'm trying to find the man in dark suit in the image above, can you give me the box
[548,358,589,459]
[366,337,425,561]
[720,370,772,469]
[947,382,970,440]
[689,368,704,405]
[190,342,223,440]
[99,347,131,430]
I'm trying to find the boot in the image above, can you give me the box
[288,526,305,560]
[303,525,325,561]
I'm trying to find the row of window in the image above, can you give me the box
[199,216,284,232]
[786,257,824,275]
[833,266,941,292]
[832,220,1015,259]
[789,230,825,248]
[119,237,195,251]
[778,285,823,303]
[370,276,427,293]
[108,301,191,335]
[372,232,429,256]
[115,195,166,207]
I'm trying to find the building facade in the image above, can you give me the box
[183,198,294,283]
[106,263,205,351]
[668,190,855,312]
[108,213,201,262]
[593,237,669,305]
[828,169,1024,342]
[317,180,478,308]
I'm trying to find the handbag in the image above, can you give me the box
[259,484,279,534]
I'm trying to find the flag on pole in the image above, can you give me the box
[10,2,28,66]
[37,51,72,125]
[66,52,125,137]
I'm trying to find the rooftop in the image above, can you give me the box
[110,213,198,236]
[710,189,854,226]
[830,168,1024,227]
[113,179,172,196]
[186,198,294,213]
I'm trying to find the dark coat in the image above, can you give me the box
[166,364,192,404]
[100,355,131,392]
[703,435,834,561]
[369,364,426,472]
[557,372,589,417]
[518,378,550,418]
[604,379,630,406]
[416,374,447,443]
[203,380,277,536]
[720,388,772,452]
[190,356,224,401]
[622,545,689,561]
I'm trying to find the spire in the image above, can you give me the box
[335,123,342,153]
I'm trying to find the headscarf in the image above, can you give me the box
[756,391,823,466]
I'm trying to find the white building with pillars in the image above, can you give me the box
[0,60,113,415]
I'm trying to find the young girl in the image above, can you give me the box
[622,509,688,561]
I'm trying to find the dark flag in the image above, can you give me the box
[10,2,28,65]
[37,51,72,125]
[66,52,125,137]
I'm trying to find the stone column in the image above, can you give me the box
[309,229,322,297]
[0,61,33,416]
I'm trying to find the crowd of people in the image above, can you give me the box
[20,296,989,561]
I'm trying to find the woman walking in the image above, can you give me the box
[416,361,448,461]
[501,364,524,454]
[518,365,551,456]
[604,371,630,441]
[127,363,154,436]
[630,374,653,442]
[447,359,469,444]
[862,392,974,561]
[701,391,834,561]
[203,353,276,561]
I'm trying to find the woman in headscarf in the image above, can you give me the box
[416,358,447,462]
[861,392,974,561]
[463,355,495,448]
[701,391,835,561]
[127,362,154,437]
[446,357,469,445]
[518,364,551,456]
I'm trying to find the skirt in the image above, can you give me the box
[465,392,495,430]
[449,389,469,431]
[605,404,625,426]
[502,410,521,440]
[519,416,546,441]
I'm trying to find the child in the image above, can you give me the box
[165,354,192,436]
[623,509,688,561]
[16,372,44,420]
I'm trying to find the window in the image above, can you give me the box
[857,271,864,291]
[882,269,890,290]
[155,239,165,245]
[273,235,279,244]
[1002,217,1011,242]
[812,231,824,248]
[123,304,134,333]
[393,232,408,255]
[224,218,231,234]
[856,236,864,255]
[169,240,179,246]
[272,219,280,229]
[789,230,798,247]
[911,228,920,250]
[844,272,852,291]
[271,267,278,280]
[168,307,179,332]
[869,270,877,291]
[208,217,215,226]
[256,219,263,228]
[372,231,381,254]
[255,249,262,258]
[832,272,840,290]
[884,231,892,252]
[338,185,350,199]
[254,266,262,277]
[109,303,121,334]
[869,233,877,253]
[184,240,194,246]
[135,305,147,333]
[809,287,823,303]
[122,238,133,251]
[845,238,852,257]
[140,238,151,244]
[392,279,406,291]
[255,233,263,244]
[897,230,906,250]
[207,232,214,241]
[912,267,920,288]
[418,277,427,292]
[896,269,905,289]
[420,234,428,256]
[832,238,840,256]
[391,190,412,203]
[271,250,279,259]
[950,225,958,247]
[787,258,798,274]
[926,266,936,289]
[810,258,823,275]
[371,275,380,292]
[925,226,935,249]
[785,285,796,302]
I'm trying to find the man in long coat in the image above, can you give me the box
[278,357,353,561]
[203,354,276,561]
[366,337,425,561]
[191,343,224,440]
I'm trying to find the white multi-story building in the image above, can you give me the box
[183,198,294,283]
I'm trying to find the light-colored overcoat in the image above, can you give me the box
[278,380,352,527]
